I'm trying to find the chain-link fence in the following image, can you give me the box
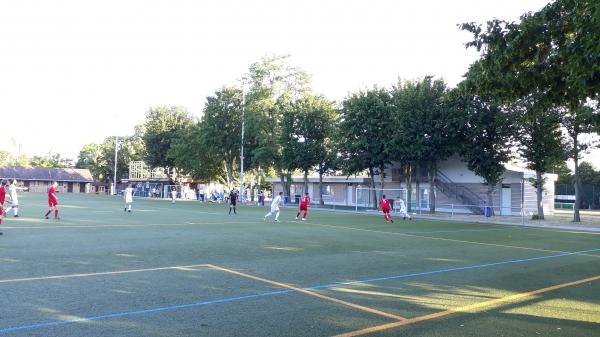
[555,184,600,210]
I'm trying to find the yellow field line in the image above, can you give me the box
[1,221,254,229]
[302,221,600,258]
[332,274,600,337]
[0,264,211,284]
[206,264,408,322]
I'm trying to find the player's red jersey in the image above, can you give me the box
[48,186,58,206]
[0,186,5,205]
[379,198,391,212]
[299,195,309,211]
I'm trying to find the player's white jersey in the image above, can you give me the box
[399,199,407,212]
[271,195,283,210]
[8,185,23,205]
[124,187,134,203]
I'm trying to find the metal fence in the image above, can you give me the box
[555,184,600,209]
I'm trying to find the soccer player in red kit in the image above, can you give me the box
[0,180,6,235]
[296,192,310,221]
[44,181,60,220]
[379,194,393,223]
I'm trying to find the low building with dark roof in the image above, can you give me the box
[0,167,94,193]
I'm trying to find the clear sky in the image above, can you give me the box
[1,0,597,167]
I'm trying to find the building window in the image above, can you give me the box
[392,167,403,182]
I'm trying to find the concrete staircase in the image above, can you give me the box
[435,171,486,215]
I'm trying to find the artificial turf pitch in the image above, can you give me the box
[0,193,598,337]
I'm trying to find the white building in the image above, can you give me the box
[266,155,557,216]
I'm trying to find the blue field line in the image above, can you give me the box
[0,289,294,334]
[306,247,600,290]
[403,226,526,235]
[1,247,599,334]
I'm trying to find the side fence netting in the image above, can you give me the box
[355,188,408,213]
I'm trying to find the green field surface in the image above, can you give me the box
[1,193,599,337]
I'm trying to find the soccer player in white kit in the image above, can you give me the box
[124,184,134,212]
[171,188,177,203]
[398,198,412,220]
[4,180,28,218]
[264,192,284,222]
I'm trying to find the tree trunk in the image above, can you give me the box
[285,172,292,198]
[278,170,287,199]
[429,161,437,214]
[573,153,581,222]
[319,167,324,206]
[535,170,545,220]
[257,166,262,196]
[369,166,378,210]
[380,165,386,192]
[303,169,309,195]
[487,184,494,216]
[406,163,413,212]
[224,161,233,190]
[415,163,421,212]
[250,174,255,203]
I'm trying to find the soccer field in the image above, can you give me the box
[1,193,599,337]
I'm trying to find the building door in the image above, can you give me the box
[347,186,353,205]
[501,187,511,215]
[80,183,86,193]
[67,182,73,193]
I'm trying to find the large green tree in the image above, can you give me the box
[460,0,600,221]
[142,106,194,179]
[389,77,461,213]
[243,55,312,196]
[198,87,243,189]
[168,123,225,182]
[339,88,393,209]
[29,152,71,168]
[561,105,597,220]
[76,129,145,181]
[514,99,566,219]
[453,90,517,210]
[279,94,337,203]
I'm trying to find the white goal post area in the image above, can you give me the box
[355,188,408,212]
[163,185,182,199]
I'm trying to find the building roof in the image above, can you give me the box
[266,176,370,184]
[0,167,94,183]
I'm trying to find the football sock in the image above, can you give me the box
[45,210,51,217]
[54,210,59,218]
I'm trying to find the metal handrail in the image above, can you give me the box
[436,171,486,205]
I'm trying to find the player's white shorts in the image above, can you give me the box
[10,200,19,206]
[125,196,133,203]
[270,206,280,213]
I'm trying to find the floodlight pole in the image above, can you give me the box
[113,135,118,195]
[239,86,245,203]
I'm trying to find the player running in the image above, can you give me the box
[124,184,134,212]
[264,192,284,222]
[229,189,238,215]
[44,181,60,220]
[295,192,310,221]
[379,194,394,223]
[0,180,7,235]
[398,198,412,220]
[4,179,28,217]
